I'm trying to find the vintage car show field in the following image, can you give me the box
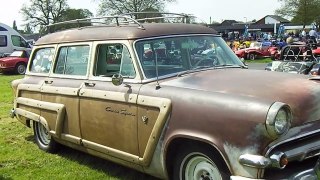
[0,75,153,179]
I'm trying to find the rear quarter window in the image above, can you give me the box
[29,47,55,73]
[54,45,90,76]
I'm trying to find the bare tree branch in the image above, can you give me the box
[20,0,69,29]
[97,0,175,16]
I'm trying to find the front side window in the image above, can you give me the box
[135,35,243,79]
[54,45,90,76]
[30,48,55,73]
[0,35,7,47]
[94,43,136,78]
[11,35,28,47]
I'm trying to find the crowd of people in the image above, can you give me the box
[225,27,320,51]
[222,28,319,43]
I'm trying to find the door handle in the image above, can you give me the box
[84,82,96,87]
[44,80,53,84]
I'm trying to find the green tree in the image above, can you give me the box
[53,8,93,31]
[60,8,93,21]
[24,23,34,34]
[96,0,175,17]
[276,0,320,27]
[12,20,18,31]
[20,0,69,30]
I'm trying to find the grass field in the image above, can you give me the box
[0,74,156,180]
[244,58,272,64]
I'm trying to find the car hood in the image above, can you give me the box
[162,68,320,125]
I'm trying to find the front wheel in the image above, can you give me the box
[173,146,230,180]
[33,121,59,153]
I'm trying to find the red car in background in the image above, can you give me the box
[235,42,275,60]
[313,46,320,57]
[0,50,29,74]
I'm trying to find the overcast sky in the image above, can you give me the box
[0,0,281,29]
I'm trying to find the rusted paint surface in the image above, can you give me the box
[137,68,320,177]
[36,23,217,45]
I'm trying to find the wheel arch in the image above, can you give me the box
[165,136,232,178]
[15,61,27,66]
[15,61,27,69]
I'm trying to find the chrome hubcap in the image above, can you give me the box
[183,153,222,180]
[38,123,50,145]
[17,65,26,74]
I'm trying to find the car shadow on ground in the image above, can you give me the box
[24,135,159,180]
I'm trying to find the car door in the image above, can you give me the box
[40,42,91,142]
[78,41,141,162]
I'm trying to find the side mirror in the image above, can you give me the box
[112,74,123,86]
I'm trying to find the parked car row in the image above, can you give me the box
[234,41,278,60]
[265,41,320,75]
[0,23,33,75]
[0,23,32,57]
[232,38,288,60]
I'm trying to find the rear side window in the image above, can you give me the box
[94,43,136,78]
[30,48,55,73]
[54,45,90,76]
[0,35,7,47]
[11,35,28,47]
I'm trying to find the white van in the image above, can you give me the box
[0,23,31,57]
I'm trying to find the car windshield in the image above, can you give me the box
[10,51,24,57]
[135,35,243,79]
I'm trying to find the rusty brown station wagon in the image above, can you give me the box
[10,15,320,180]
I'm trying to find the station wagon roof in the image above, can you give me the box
[35,23,218,45]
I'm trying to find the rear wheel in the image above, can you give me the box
[173,146,230,180]
[248,53,256,60]
[33,121,59,153]
[15,63,26,75]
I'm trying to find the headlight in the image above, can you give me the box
[266,102,292,139]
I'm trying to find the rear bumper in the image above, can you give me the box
[10,108,16,118]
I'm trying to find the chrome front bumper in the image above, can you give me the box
[231,157,320,180]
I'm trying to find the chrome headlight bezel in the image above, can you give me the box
[266,102,292,139]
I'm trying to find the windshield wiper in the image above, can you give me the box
[192,65,212,70]
[177,70,191,77]
[215,64,247,69]
[177,66,212,77]
[176,64,244,77]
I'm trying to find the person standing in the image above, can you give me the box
[267,32,272,40]
[309,28,317,41]
[301,28,307,41]
[301,28,307,37]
